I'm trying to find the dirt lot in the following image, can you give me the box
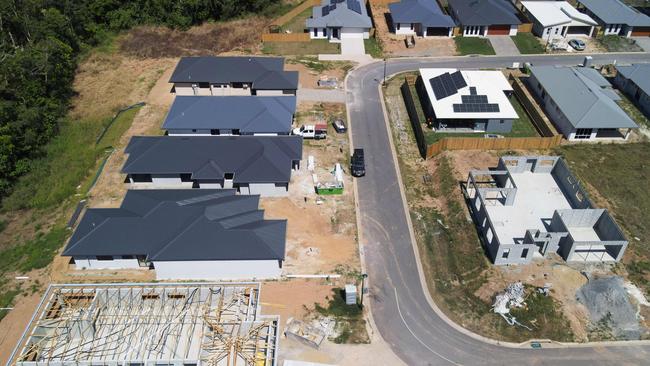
[285,59,351,90]
[369,3,457,57]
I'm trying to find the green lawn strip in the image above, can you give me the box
[314,288,369,344]
[454,36,496,55]
[616,93,650,129]
[364,37,383,58]
[597,35,643,52]
[279,6,311,34]
[511,33,545,54]
[556,143,650,295]
[3,105,142,210]
[262,40,340,55]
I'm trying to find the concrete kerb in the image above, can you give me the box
[344,58,404,360]
[374,65,650,349]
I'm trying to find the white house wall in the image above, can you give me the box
[73,257,141,270]
[239,183,289,197]
[395,23,416,35]
[168,129,212,136]
[509,25,518,36]
[153,260,281,280]
[309,27,329,39]
[341,27,369,39]
[256,90,287,96]
[151,174,190,187]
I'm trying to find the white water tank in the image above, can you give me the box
[345,284,357,305]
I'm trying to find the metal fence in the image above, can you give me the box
[400,79,427,159]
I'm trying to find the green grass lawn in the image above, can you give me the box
[597,35,643,52]
[262,40,340,55]
[616,92,650,129]
[557,143,650,296]
[279,6,311,34]
[511,33,545,54]
[454,36,496,55]
[364,37,383,58]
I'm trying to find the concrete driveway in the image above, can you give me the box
[632,37,650,52]
[488,35,520,56]
[341,37,366,55]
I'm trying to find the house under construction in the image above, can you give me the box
[7,283,279,366]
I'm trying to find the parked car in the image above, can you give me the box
[333,119,347,133]
[568,39,586,51]
[351,148,365,177]
[292,124,327,139]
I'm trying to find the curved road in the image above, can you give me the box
[346,53,650,365]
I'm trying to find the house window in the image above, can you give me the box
[224,173,235,180]
[410,23,414,30]
[314,28,318,36]
[199,82,209,88]
[502,249,510,259]
[192,129,197,133]
[122,255,135,259]
[555,27,559,35]
[575,128,593,139]
[180,173,192,182]
[397,23,400,30]
[323,28,327,37]
[521,249,529,258]
[96,256,113,261]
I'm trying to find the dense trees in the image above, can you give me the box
[0,0,280,200]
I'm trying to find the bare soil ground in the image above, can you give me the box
[119,19,267,58]
[285,61,349,90]
[369,3,456,57]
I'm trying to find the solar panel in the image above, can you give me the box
[453,103,500,113]
[322,6,330,16]
[430,77,448,100]
[461,95,488,104]
[347,0,362,14]
[450,71,467,89]
[469,86,477,95]
[429,72,462,100]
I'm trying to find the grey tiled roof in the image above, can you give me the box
[448,0,522,26]
[530,66,638,129]
[306,0,372,28]
[162,96,296,134]
[389,0,456,28]
[578,0,650,26]
[122,136,303,183]
[169,56,298,90]
[63,189,286,261]
[616,64,650,96]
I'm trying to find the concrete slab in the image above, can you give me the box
[568,227,600,242]
[485,171,571,244]
[341,37,366,55]
[631,37,650,52]
[488,35,520,56]
[297,88,346,103]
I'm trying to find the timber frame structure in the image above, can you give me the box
[7,283,279,366]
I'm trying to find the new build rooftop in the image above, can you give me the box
[123,135,303,196]
[466,156,628,265]
[9,283,279,366]
[418,68,518,133]
[169,56,298,96]
[62,189,287,279]
[162,96,296,136]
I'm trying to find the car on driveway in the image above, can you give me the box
[333,119,347,133]
[568,39,586,51]
[351,148,365,177]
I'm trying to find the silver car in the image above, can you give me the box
[568,39,586,51]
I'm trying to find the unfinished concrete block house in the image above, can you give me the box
[466,156,628,265]
[169,56,298,96]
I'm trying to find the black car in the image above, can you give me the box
[351,148,365,177]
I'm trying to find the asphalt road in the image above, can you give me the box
[346,53,650,366]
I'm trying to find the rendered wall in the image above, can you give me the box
[153,260,281,280]
[551,159,593,209]
[73,256,141,270]
[239,183,289,197]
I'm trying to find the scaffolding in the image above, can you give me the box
[8,283,279,366]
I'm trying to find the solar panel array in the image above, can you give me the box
[322,6,330,16]
[461,95,488,104]
[453,103,500,113]
[429,71,467,100]
[347,0,362,14]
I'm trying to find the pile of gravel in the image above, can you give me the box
[576,276,641,340]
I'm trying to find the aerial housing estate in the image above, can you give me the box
[466,156,628,265]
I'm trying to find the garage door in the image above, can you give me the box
[426,27,450,36]
[631,27,650,37]
[487,25,510,35]
[567,26,591,35]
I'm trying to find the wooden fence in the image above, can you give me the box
[368,0,399,5]
[270,0,320,27]
[261,33,311,42]
[509,75,559,137]
[517,23,533,33]
[425,135,562,158]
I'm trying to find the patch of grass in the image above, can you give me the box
[262,39,340,55]
[315,288,369,344]
[279,6,311,34]
[3,105,142,211]
[454,36,495,55]
[364,37,383,58]
[0,287,21,321]
[508,288,575,342]
[597,35,643,52]
[616,93,650,129]
[0,219,6,233]
[511,33,545,54]
[0,226,68,274]
[557,143,650,295]
[288,56,352,75]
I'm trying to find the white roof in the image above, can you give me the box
[419,68,518,120]
[521,1,597,27]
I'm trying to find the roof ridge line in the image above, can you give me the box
[150,214,206,260]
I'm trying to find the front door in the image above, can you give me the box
[332,28,340,39]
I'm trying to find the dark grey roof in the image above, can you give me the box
[162,96,296,134]
[169,56,298,90]
[448,0,522,26]
[63,190,286,261]
[616,64,650,96]
[122,136,303,183]
[530,66,638,129]
[389,0,456,28]
[578,0,650,26]
[306,0,372,28]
